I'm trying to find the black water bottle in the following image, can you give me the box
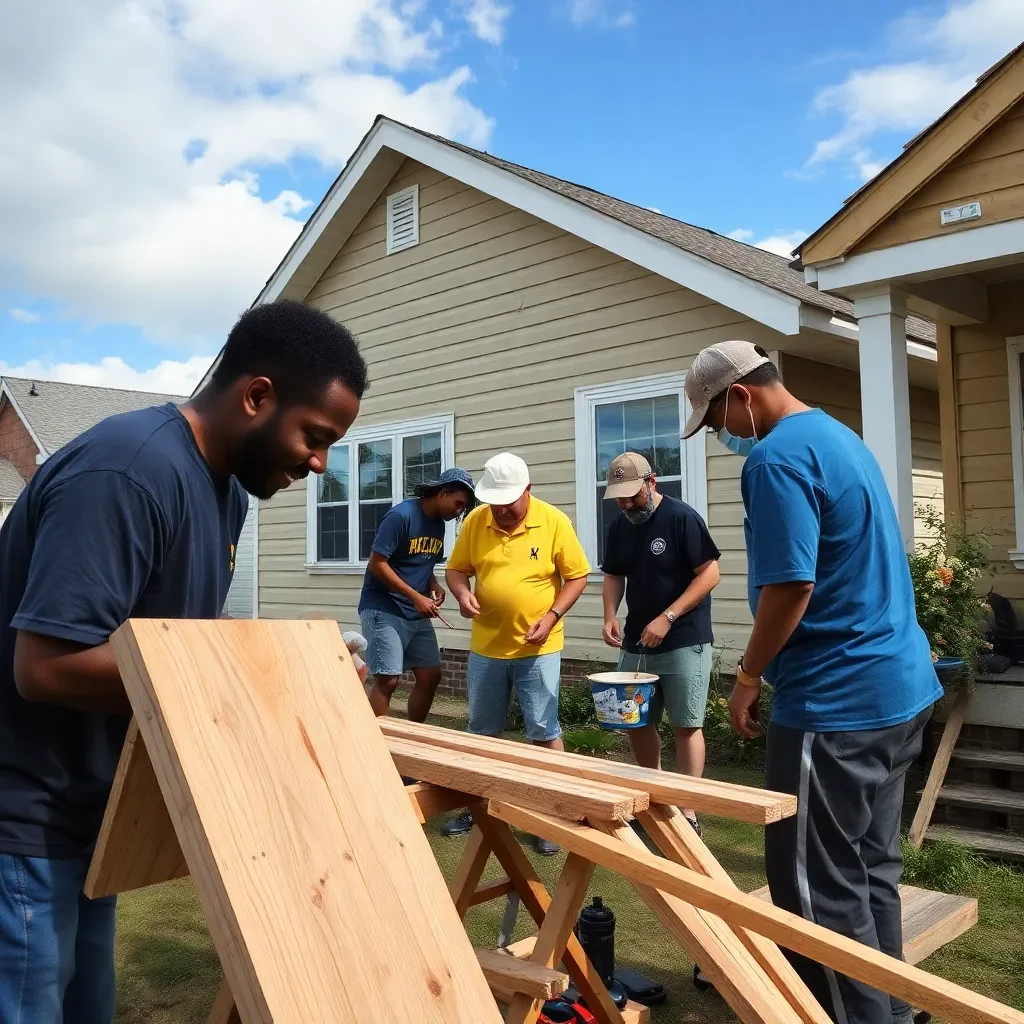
[575,897,627,1008]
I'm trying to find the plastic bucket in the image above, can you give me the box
[588,671,659,730]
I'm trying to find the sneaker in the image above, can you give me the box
[686,816,702,838]
[441,811,474,837]
[533,835,561,857]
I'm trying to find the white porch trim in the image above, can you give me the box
[808,216,1024,293]
[1006,336,1024,570]
[853,289,915,549]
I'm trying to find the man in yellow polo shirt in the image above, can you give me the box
[442,452,590,852]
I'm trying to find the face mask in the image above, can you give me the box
[623,480,656,525]
[715,385,759,457]
[717,428,758,458]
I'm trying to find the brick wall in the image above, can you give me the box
[0,401,39,483]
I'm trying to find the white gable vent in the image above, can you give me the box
[386,184,419,254]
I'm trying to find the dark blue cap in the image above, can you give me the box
[431,467,474,491]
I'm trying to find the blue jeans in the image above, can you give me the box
[0,854,117,1024]
[467,652,562,741]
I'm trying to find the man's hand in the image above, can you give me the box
[412,593,440,618]
[728,680,764,739]
[457,591,481,618]
[525,611,557,646]
[640,614,670,649]
[429,580,445,606]
[602,617,622,648]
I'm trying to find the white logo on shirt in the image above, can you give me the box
[651,538,667,555]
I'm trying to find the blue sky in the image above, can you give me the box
[2,0,1021,394]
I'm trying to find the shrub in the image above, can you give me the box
[504,676,598,735]
[562,728,617,756]
[900,835,982,894]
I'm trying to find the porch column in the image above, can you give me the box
[854,288,914,549]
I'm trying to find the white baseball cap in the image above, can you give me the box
[475,452,530,505]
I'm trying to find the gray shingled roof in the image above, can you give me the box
[2,377,185,455]
[398,122,936,347]
[0,459,25,502]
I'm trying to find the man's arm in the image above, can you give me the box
[446,568,480,618]
[525,575,588,645]
[367,553,439,618]
[741,581,814,678]
[14,633,130,714]
[640,558,720,648]
[601,574,625,648]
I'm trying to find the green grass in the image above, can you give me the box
[110,696,1024,1022]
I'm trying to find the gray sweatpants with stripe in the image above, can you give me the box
[764,706,933,1024]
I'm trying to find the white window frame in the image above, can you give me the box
[385,184,420,255]
[305,413,455,574]
[1006,336,1024,569]
[573,371,708,570]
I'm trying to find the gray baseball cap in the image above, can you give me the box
[682,341,771,439]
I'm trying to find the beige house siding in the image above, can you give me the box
[781,355,944,548]
[952,283,1024,602]
[257,157,792,663]
[856,99,1024,253]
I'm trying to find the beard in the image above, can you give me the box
[232,415,307,500]
[623,482,656,525]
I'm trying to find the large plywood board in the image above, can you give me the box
[111,618,501,1024]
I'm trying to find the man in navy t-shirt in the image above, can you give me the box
[0,300,367,1023]
[359,467,476,722]
[683,340,941,1024]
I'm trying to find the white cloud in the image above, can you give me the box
[0,1,494,352]
[644,206,662,214]
[568,0,633,27]
[9,308,39,324]
[0,355,216,396]
[461,0,512,43]
[728,228,808,258]
[804,0,1024,177]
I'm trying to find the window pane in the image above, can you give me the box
[359,502,392,560]
[318,445,349,504]
[654,435,681,477]
[403,432,442,498]
[659,479,682,501]
[318,505,349,561]
[359,440,393,500]
[622,398,652,446]
[595,403,622,447]
[653,394,679,436]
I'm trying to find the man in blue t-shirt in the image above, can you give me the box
[683,340,941,1024]
[0,300,367,1023]
[359,467,476,721]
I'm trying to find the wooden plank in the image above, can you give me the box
[934,781,1024,813]
[111,619,502,1024]
[926,823,1024,861]
[492,802,1024,1024]
[405,782,472,823]
[950,748,1024,770]
[476,948,569,1002]
[85,720,189,899]
[450,827,493,919]
[388,735,644,822]
[469,876,515,907]
[208,979,242,1024]
[909,686,971,847]
[592,819,796,1024]
[471,809,626,1024]
[381,719,795,824]
[506,854,596,1024]
[638,806,830,1024]
[750,884,978,966]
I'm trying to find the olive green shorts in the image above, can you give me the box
[617,643,712,729]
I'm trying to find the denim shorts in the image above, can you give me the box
[467,652,562,742]
[617,643,712,728]
[0,853,117,1023]
[359,608,440,677]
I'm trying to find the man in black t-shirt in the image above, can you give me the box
[600,452,721,833]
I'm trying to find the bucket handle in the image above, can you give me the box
[635,643,647,679]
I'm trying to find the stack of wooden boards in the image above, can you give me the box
[88,619,1018,1024]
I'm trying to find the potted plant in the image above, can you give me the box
[908,505,991,690]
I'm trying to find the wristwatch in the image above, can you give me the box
[550,607,563,621]
[736,659,762,687]
[664,610,676,623]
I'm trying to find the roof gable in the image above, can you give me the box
[799,42,1024,265]
[0,377,185,455]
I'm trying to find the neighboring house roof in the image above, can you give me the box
[0,377,185,456]
[194,116,936,398]
[797,42,1024,265]
[0,459,24,502]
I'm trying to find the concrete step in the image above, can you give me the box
[934,781,1024,814]
[925,823,1024,862]
[949,747,1024,771]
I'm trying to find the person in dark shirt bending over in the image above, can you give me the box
[360,467,476,721]
[0,300,367,1023]
[600,452,721,834]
